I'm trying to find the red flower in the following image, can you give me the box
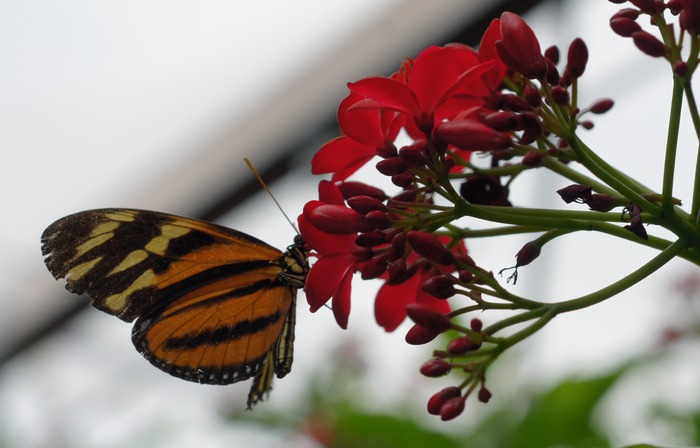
[299,181,363,329]
[311,92,404,181]
[348,44,502,134]
[496,12,546,79]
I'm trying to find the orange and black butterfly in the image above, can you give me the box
[41,208,308,407]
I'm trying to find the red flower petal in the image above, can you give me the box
[348,77,421,117]
[311,136,377,181]
[332,268,353,329]
[374,274,419,332]
[305,254,355,312]
[436,119,511,151]
[306,204,372,234]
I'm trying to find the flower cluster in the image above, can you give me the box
[299,2,700,421]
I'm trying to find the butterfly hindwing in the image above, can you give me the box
[41,208,307,405]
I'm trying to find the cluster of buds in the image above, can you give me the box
[299,3,700,420]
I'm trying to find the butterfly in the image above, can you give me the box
[41,208,308,407]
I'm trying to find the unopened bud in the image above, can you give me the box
[632,31,667,57]
[440,397,466,421]
[407,231,456,265]
[405,324,440,345]
[422,275,457,299]
[589,98,614,114]
[405,303,452,331]
[420,358,451,377]
[427,387,462,416]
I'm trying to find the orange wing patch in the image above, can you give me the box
[41,208,307,407]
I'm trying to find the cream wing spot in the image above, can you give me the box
[75,233,114,258]
[89,221,120,237]
[66,257,102,281]
[145,224,191,256]
[104,269,156,313]
[108,249,149,275]
[105,210,136,222]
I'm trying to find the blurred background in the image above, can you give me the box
[3,0,700,446]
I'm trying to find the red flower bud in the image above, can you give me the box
[391,172,415,188]
[351,246,373,262]
[589,98,614,114]
[516,241,541,267]
[387,258,407,284]
[389,231,407,260]
[681,0,700,36]
[427,387,462,416]
[422,274,457,299]
[399,141,427,167]
[360,253,389,279]
[551,86,570,105]
[407,231,456,265]
[405,324,440,345]
[544,45,560,64]
[355,230,386,247]
[566,38,588,79]
[523,84,542,108]
[346,195,387,214]
[337,181,387,201]
[557,184,592,203]
[420,358,451,377]
[497,12,547,79]
[376,157,408,176]
[447,336,473,354]
[675,60,689,76]
[365,210,392,230]
[483,111,519,131]
[405,303,452,332]
[499,93,533,112]
[307,204,372,234]
[478,387,492,403]
[389,189,418,204]
[518,113,542,139]
[610,17,642,37]
[437,119,511,152]
[522,150,545,166]
[440,397,466,421]
[586,193,616,212]
[611,8,641,20]
[632,31,667,57]
[470,318,483,332]
[628,0,659,14]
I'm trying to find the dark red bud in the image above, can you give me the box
[482,111,519,131]
[581,120,594,130]
[478,387,492,403]
[523,84,542,108]
[589,98,614,114]
[545,58,560,87]
[440,397,465,421]
[516,241,541,267]
[455,252,476,267]
[447,336,473,354]
[392,172,415,188]
[427,387,462,416]
[422,274,457,299]
[405,303,452,331]
[668,0,682,15]
[420,358,451,377]
[376,157,408,176]
[355,230,386,247]
[458,270,473,282]
[522,150,545,166]
[387,258,407,284]
[470,318,483,332]
[610,17,642,37]
[566,38,588,79]
[360,253,389,279]
[338,182,387,201]
[632,31,667,57]
[499,93,533,112]
[436,119,511,151]
[389,231,407,260]
[518,113,542,138]
[405,324,440,345]
[544,45,560,64]
[407,231,456,265]
[674,60,689,76]
[628,0,659,14]
[551,86,570,105]
[399,141,427,167]
[346,195,387,214]
[376,141,398,159]
[351,246,373,262]
[365,210,392,230]
[680,0,700,35]
[389,189,418,204]
[307,204,372,234]
[611,8,641,20]
[498,12,547,79]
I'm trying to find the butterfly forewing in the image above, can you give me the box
[41,208,307,405]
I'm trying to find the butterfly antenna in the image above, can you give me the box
[244,158,300,234]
